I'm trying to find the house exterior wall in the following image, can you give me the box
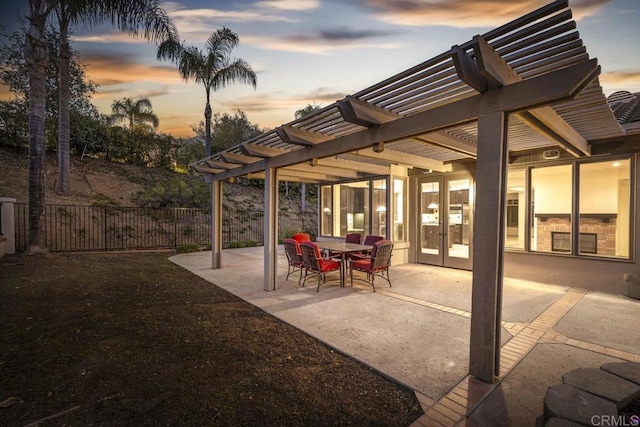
[402,154,638,297]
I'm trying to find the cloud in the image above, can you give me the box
[244,28,401,54]
[254,0,320,11]
[220,87,346,113]
[71,33,158,44]
[81,52,183,88]
[600,70,640,92]
[360,0,611,28]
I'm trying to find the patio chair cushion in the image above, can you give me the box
[292,233,311,244]
[345,233,362,244]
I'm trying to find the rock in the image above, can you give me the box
[544,384,617,425]
[601,362,640,386]
[563,367,640,409]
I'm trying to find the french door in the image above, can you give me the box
[416,174,473,269]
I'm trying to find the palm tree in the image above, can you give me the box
[26,0,51,254]
[157,27,257,157]
[53,0,178,195]
[111,97,159,132]
[25,0,177,253]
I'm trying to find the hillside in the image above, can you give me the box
[0,146,268,209]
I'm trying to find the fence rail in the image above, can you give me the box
[14,203,315,253]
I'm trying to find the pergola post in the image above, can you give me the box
[211,180,223,269]
[264,167,279,291]
[469,111,509,383]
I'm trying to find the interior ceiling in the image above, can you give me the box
[192,0,627,184]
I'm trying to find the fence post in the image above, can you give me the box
[104,205,108,251]
[0,197,17,255]
[174,208,178,247]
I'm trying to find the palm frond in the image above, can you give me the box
[211,58,257,91]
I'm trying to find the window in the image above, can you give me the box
[530,165,572,253]
[579,159,631,258]
[505,169,526,250]
[393,179,405,241]
[320,178,389,239]
[371,180,386,238]
[320,186,332,236]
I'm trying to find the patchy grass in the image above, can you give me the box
[0,252,422,425]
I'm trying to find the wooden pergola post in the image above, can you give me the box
[469,111,509,382]
[211,180,223,269]
[264,167,279,291]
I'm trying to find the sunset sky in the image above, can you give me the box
[1,0,639,138]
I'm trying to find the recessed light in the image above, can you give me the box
[612,161,621,167]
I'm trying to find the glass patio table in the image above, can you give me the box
[315,242,373,287]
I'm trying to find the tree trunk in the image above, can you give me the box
[56,16,71,194]
[26,0,49,254]
[204,102,212,157]
[301,183,306,211]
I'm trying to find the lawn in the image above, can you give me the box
[0,252,422,426]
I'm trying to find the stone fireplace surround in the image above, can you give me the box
[535,214,617,256]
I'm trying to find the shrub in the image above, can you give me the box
[176,243,201,253]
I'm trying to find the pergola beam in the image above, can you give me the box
[283,163,361,179]
[471,35,591,156]
[276,125,332,146]
[416,132,478,157]
[337,95,399,127]
[192,164,224,174]
[205,159,240,170]
[210,59,599,182]
[346,148,453,173]
[239,143,288,158]
[219,152,262,165]
[247,172,324,183]
[313,157,391,176]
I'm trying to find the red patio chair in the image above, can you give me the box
[329,232,362,258]
[350,235,384,262]
[350,240,393,292]
[345,233,362,244]
[283,238,304,286]
[291,233,311,245]
[300,241,341,292]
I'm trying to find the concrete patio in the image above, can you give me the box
[170,247,640,426]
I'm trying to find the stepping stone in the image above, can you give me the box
[601,362,640,386]
[563,367,640,409]
[544,384,617,425]
[545,418,587,427]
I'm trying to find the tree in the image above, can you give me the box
[53,0,178,195]
[24,0,177,253]
[110,96,159,132]
[295,102,322,120]
[157,27,257,157]
[294,103,322,212]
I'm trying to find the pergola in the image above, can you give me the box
[191,0,630,383]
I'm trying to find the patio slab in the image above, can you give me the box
[171,247,640,425]
[376,264,568,323]
[555,292,640,355]
[171,249,512,399]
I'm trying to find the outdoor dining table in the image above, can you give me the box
[315,241,373,288]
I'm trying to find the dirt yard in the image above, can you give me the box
[0,252,422,426]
